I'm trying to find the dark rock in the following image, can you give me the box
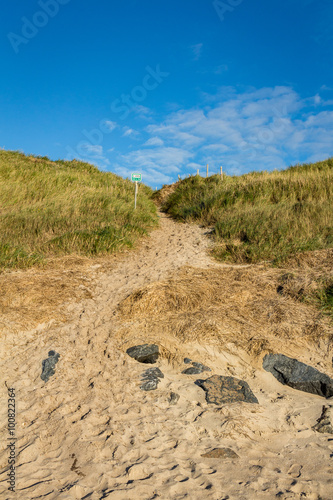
[168,392,180,405]
[141,367,164,380]
[140,367,164,391]
[313,405,333,434]
[196,375,258,405]
[182,367,202,375]
[182,362,211,375]
[201,448,239,459]
[41,351,60,382]
[263,353,333,398]
[140,379,158,391]
[192,362,211,372]
[184,358,192,364]
[126,344,159,364]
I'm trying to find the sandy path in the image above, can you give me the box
[1,213,333,500]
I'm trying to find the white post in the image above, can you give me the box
[206,164,208,178]
[197,169,199,176]
[134,181,138,209]
[220,166,223,179]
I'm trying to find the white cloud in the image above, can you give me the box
[112,85,333,186]
[120,146,192,171]
[191,43,203,61]
[103,120,117,131]
[214,64,228,74]
[123,127,139,137]
[144,137,164,147]
[81,144,103,155]
[133,105,153,118]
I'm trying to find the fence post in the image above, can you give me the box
[197,169,199,176]
[220,166,223,179]
[206,164,208,178]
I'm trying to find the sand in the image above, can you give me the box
[1,212,333,500]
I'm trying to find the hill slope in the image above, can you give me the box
[0,150,158,270]
[160,158,333,265]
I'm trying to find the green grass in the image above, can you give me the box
[0,150,158,270]
[316,282,333,318]
[160,158,333,265]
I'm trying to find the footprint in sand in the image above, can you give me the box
[287,463,302,478]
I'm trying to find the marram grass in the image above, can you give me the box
[160,158,333,265]
[0,150,158,270]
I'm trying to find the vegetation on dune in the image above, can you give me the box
[160,158,333,266]
[0,150,158,270]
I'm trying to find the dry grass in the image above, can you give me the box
[0,255,115,334]
[152,181,180,205]
[115,258,333,366]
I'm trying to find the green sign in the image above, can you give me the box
[131,173,142,182]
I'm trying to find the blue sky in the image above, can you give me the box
[1,0,332,187]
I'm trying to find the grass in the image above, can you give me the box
[0,150,158,270]
[159,158,333,266]
[115,265,333,363]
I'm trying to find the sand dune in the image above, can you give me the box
[1,213,333,499]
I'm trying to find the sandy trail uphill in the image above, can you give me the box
[1,212,333,500]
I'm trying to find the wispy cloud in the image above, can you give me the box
[103,120,117,131]
[191,43,203,61]
[144,137,164,147]
[117,146,193,186]
[113,85,333,184]
[81,144,104,155]
[122,127,139,137]
[133,105,153,118]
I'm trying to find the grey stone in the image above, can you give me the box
[41,351,60,382]
[141,367,164,380]
[168,392,180,405]
[192,362,211,371]
[140,367,164,392]
[182,366,202,375]
[182,362,211,375]
[263,353,333,398]
[196,375,258,405]
[313,405,333,434]
[140,379,158,391]
[126,344,159,364]
[184,358,192,364]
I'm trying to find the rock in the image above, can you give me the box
[182,361,211,375]
[41,350,60,382]
[126,344,159,364]
[141,367,164,380]
[140,367,164,391]
[263,353,333,398]
[201,448,239,459]
[168,392,180,405]
[313,405,333,434]
[192,362,210,370]
[140,379,158,391]
[196,375,258,405]
[184,358,192,364]
[182,367,202,375]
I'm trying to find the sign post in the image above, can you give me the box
[131,173,142,209]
